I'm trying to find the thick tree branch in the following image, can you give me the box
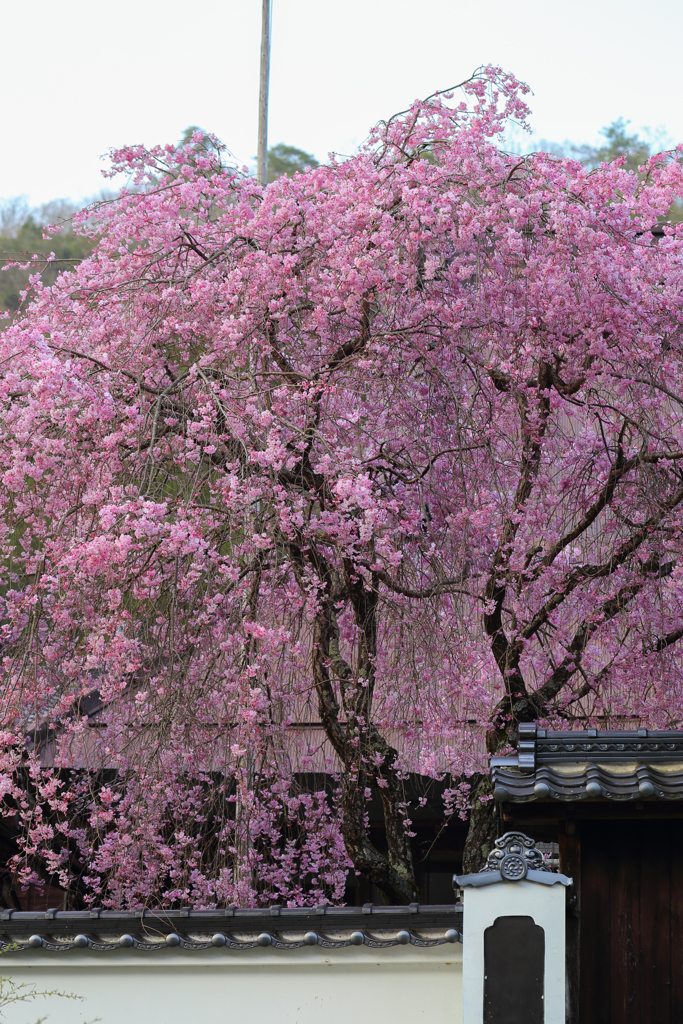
[522,484,683,644]
[484,360,552,696]
[651,626,683,654]
[538,445,683,572]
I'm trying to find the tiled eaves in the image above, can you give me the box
[492,762,683,803]
[492,724,683,802]
[0,904,463,953]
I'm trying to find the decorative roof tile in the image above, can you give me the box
[454,832,572,887]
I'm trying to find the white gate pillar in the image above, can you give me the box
[455,832,571,1024]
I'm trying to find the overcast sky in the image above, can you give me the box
[2,0,682,205]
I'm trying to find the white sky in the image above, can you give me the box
[2,0,682,206]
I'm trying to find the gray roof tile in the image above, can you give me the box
[492,724,683,802]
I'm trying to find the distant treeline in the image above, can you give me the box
[0,142,319,321]
[0,197,99,319]
[2,126,678,322]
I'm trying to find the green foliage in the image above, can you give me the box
[575,120,683,222]
[0,198,95,321]
[0,132,319,323]
[571,118,652,172]
[181,127,318,182]
[267,143,319,183]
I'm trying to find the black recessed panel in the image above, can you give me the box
[484,915,545,1024]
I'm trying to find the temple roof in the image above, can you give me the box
[492,724,683,803]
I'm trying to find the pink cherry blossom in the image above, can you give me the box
[1,66,683,905]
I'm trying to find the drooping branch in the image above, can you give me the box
[650,626,683,654]
[538,443,683,573]
[534,556,675,708]
[521,486,683,645]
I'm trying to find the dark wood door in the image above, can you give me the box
[580,819,683,1024]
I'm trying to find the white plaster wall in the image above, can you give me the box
[462,881,566,1024]
[0,944,463,1024]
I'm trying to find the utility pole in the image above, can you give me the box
[257,0,271,186]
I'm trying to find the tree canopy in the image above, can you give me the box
[1,71,683,907]
[267,143,319,183]
[0,199,96,319]
[571,117,653,171]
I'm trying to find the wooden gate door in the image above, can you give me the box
[579,819,683,1024]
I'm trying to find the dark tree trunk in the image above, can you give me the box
[462,773,499,873]
[309,570,419,905]
[341,765,418,905]
[462,695,539,872]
